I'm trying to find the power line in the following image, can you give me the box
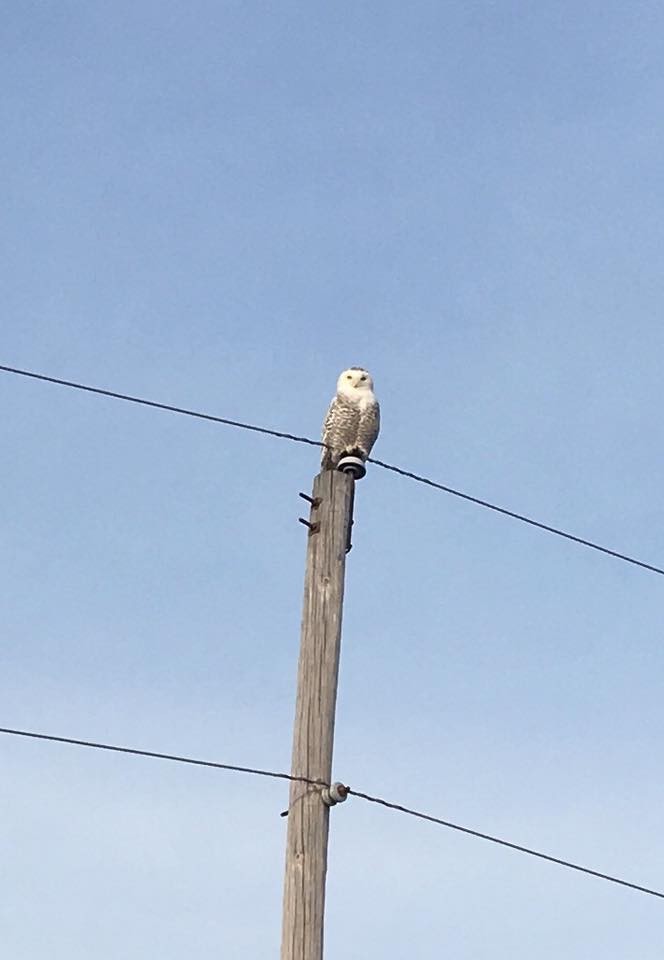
[2,725,662,902]
[0,363,322,449]
[2,362,663,578]
[368,458,664,577]
[347,788,664,902]
[0,726,324,787]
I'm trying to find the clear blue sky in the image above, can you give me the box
[2,2,664,956]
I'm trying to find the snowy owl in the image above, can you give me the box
[321,367,380,471]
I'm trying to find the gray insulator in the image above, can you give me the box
[336,455,366,480]
[322,782,349,807]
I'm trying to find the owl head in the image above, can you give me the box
[336,367,375,396]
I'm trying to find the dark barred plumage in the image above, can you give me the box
[321,368,380,470]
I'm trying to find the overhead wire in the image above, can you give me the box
[367,458,664,576]
[347,788,664,901]
[1,361,663,577]
[0,363,322,449]
[3,367,662,905]
[0,726,324,787]
[2,725,662,902]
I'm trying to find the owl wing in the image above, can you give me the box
[321,396,340,468]
[358,401,380,458]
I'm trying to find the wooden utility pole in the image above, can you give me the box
[280,468,355,960]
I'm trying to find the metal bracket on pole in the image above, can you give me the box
[298,491,322,535]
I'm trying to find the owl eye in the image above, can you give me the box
[360,375,367,381]
[346,374,353,380]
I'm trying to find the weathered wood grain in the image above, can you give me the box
[281,470,354,960]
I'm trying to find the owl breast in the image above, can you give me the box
[321,395,380,469]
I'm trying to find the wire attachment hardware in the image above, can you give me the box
[337,454,366,480]
[321,782,349,807]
